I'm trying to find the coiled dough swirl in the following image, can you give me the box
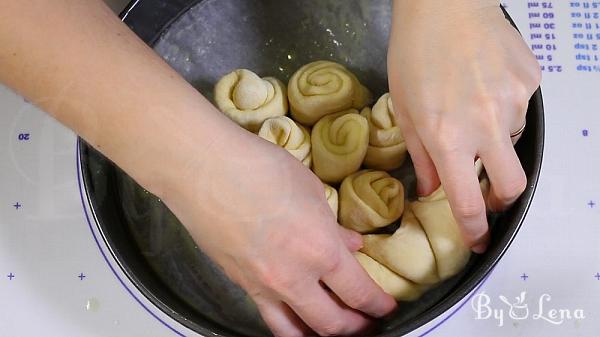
[339,170,405,233]
[361,93,408,170]
[288,61,371,126]
[311,110,369,183]
[215,69,287,132]
[258,116,311,167]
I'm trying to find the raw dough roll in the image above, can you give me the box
[288,61,372,125]
[361,93,408,170]
[354,252,425,301]
[258,116,311,167]
[324,184,339,219]
[311,110,369,183]
[411,186,471,281]
[360,207,439,285]
[339,170,404,233]
[214,69,287,132]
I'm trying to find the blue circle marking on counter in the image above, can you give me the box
[582,129,589,137]
[76,142,187,337]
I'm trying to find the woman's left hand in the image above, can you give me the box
[387,0,541,252]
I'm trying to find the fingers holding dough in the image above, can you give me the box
[357,191,471,300]
[361,93,408,170]
[289,61,371,125]
[213,62,479,305]
[215,69,288,132]
[259,116,311,167]
[339,170,405,233]
[311,110,369,183]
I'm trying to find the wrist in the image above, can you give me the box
[137,104,240,202]
[393,0,500,17]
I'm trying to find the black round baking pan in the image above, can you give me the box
[79,1,544,336]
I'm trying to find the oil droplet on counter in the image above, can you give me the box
[85,298,100,312]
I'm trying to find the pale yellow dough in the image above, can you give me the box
[356,162,489,301]
[214,69,287,132]
[311,110,369,183]
[361,93,408,170]
[360,207,439,285]
[323,184,339,219]
[258,116,311,167]
[288,61,372,126]
[339,170,404,233]
[354,252,425,301]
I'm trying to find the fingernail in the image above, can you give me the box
[472,242,488,254]
[353,233,364,250]
[485,197,497,213]
[343,229,363,251]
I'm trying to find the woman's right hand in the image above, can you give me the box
[162,129,397,337]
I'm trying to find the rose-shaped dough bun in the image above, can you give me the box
[339,170,404,233]
[311,110,369,183]
[323,184,339,219]
[215,69,287,132]
[258,116,311,167]
[288,61,371,125]
[361,93,407,170]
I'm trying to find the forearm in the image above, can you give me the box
[0,0,236,197]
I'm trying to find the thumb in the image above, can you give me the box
[337,226,363,252]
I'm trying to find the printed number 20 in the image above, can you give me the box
[18,133,30,141]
